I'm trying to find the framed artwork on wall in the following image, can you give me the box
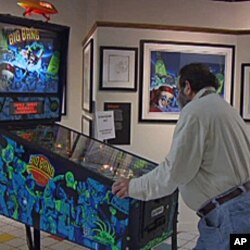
[82,39,94,113]
[99,46,138,91]
[139,40,235,123]
[81,114,92,136]
[61,85,66,115]
[240,63,250,121]
[104,102,131,145]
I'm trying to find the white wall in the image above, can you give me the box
[95,0,246,29]
[96,26,240,156]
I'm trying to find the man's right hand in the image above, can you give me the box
[112,178,131,199]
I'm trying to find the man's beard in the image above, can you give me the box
[177,90,190,110]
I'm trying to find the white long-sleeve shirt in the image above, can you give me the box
[129,87,250,211]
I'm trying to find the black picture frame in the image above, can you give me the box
[240,63,250,121]
[81,114,92,136]
[61,85,66,115]
[99,46,138,91]
[82,39,94,113]
[104,102,131,145]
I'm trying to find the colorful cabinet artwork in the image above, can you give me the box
[0,124,178,250]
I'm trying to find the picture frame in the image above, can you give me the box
[61,85,66,115]
[81,114,92,136]
[104,102,131,145]
[99,46,138,91]
[240,63,250,121]
[82,39,94,113]
[139,40,235,123]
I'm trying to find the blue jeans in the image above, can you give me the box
[194,191,250,250]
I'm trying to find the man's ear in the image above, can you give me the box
[184,80,192,94]
[184,80,196,99]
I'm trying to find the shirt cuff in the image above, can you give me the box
[128,177,146,200]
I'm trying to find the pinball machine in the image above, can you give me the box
[0,14,178,250]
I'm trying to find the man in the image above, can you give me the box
[112,63,250,250]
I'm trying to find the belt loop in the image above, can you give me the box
[238,185,247,193]
[211,198,220,207]
[196,211,203,218]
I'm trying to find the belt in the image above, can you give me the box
[197,180,250,218]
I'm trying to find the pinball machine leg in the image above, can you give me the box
[25,225,41,250]
[25,225,33,250]
[171,204,178,250]
[34,227,41,250]
[171,227,177,250]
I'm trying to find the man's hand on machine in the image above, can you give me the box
[112,178,131,199]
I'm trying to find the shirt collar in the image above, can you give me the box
[192,87,216,101]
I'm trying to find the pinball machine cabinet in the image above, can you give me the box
[0,123,178,250]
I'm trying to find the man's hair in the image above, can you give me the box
[179,63,219,92]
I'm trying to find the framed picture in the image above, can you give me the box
[82,39,94,112]
[99,46,138,91]
[104,102,131,145]
[240,64,250,121]
[81,114,92,136]
[61,85,66,115]
[139,40,235,122]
